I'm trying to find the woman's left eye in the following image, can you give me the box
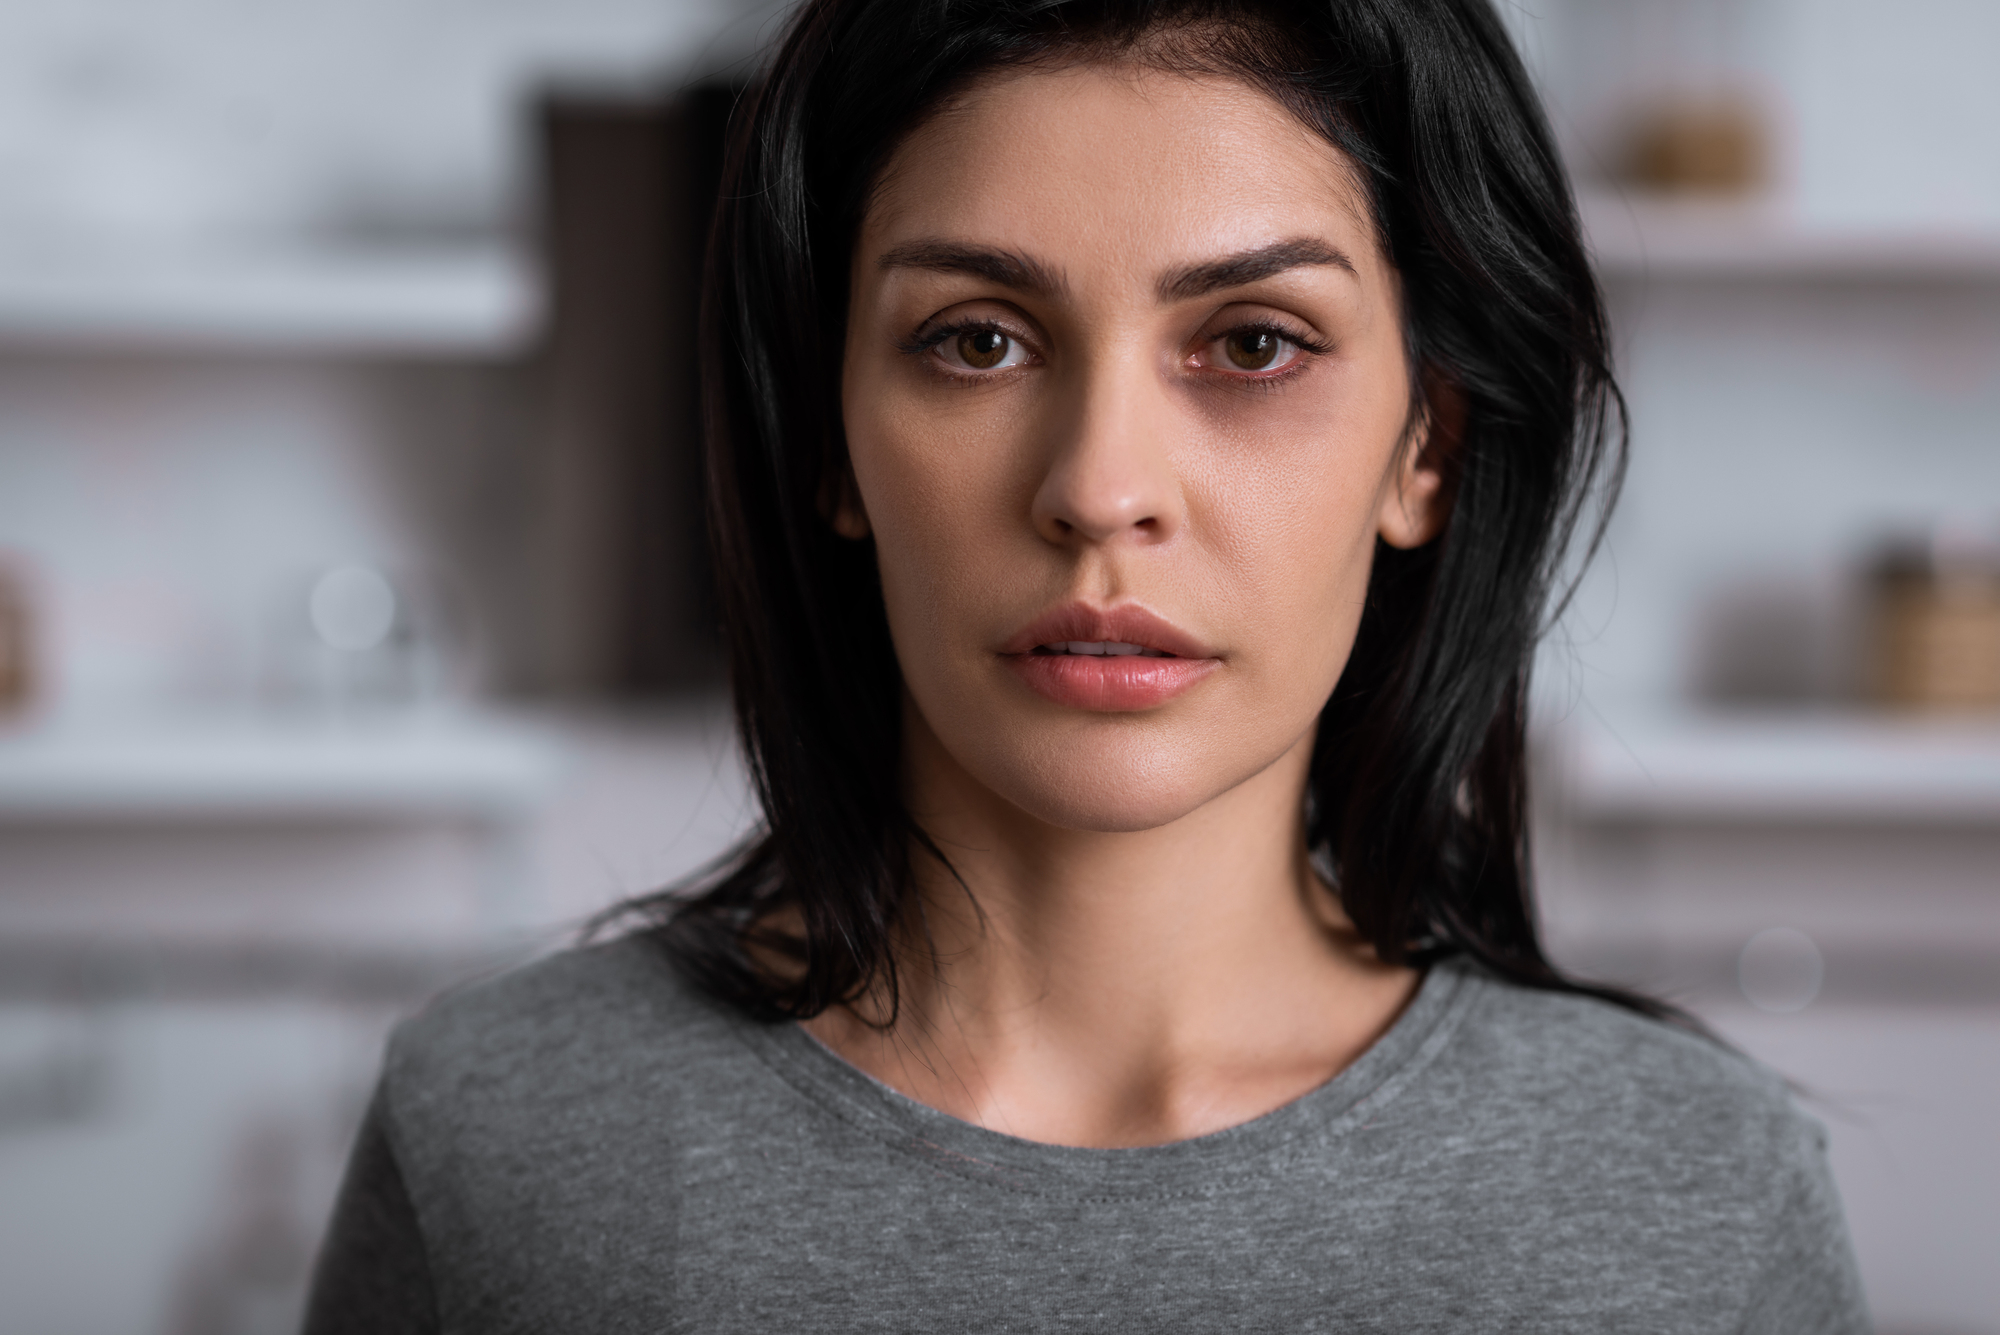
[935,329,1031,372]
[1200,327,1307,375]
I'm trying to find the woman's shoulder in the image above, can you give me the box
[1412,964,1864,1323]
[1448,961,1785,1096]
[1431,959,1826,1190]
[376,933,756,1142]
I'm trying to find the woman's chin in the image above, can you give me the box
[967,740,1265,834]
[1007,784,1214,835]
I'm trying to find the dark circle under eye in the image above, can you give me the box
[957,330,1010,369]
[1225,330,1281,370]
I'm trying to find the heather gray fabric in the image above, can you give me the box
[322,936,1869,1333]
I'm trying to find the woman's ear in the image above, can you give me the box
[821,457,873,540]
[1376,371,1463,550]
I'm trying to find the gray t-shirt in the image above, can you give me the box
[305,936,1869,1333]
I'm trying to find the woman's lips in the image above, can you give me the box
[1007,652,1217,711]
[999,603,1220,712]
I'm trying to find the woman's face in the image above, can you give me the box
[841,63,1445,833]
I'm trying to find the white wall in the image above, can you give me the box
[1779,0,2000,229]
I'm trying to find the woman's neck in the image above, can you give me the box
[802,711,1418,1149]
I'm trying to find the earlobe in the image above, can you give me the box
[831,491,872,540]
[1377,374,1463,551]
[822,460,873,540]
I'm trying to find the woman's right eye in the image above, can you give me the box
[934,328,1030,372]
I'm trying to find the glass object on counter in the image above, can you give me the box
[259,563,471,714]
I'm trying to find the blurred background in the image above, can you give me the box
[0,0,1993,1331]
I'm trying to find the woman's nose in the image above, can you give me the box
[1029,359,1184,548]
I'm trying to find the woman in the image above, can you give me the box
[307,1,1868,1329]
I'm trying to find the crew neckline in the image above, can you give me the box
[733,957,1480,1200]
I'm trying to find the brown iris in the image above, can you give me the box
[1223,330,1282,369]
[958,330,1009,369]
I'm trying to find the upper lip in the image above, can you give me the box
[999,602,1218,659]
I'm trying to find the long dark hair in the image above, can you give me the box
[630,0,1646,1024]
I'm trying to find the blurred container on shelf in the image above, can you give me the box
[1622,94,1769,196]
[0,554,33,717]
[1869,522,2000,712]
[1538,0,1781,204]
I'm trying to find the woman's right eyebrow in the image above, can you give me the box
[876,240,1069,298]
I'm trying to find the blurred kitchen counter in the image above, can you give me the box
[1553,707,2000,824]
[0,706,562,821]
[0,706,565,967]
[1538,706,2000,1001]
[0,700,751,963]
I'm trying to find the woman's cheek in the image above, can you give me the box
[1207,435,1382,677]
[871,433,1010,584]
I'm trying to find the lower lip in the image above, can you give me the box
[1005,652,1219,711]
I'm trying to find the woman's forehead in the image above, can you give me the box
[859,63,1383,284]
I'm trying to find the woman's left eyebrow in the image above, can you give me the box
[1158,237,1356,300]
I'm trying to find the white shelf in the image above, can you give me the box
[1551,708,2000,824]
[0,245,542,356]
[1579,190,2000,282]
[0,709,564,821]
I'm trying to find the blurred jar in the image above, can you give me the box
[0,556,33,717]
[1623,95,1768,195]
[1869,527,2000,711]
[1559,0,1779,199]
